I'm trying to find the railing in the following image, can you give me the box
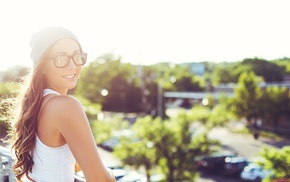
[0,146,15,182]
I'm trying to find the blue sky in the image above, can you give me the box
[1,0,290,71]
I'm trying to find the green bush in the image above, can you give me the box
[256,146,290,181]
[0,82,20,138]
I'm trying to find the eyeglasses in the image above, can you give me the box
[52,52,87,68]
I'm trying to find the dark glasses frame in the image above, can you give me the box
[52,52,87,68]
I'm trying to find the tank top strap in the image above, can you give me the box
[43,88,61,97]
[38,89,61,121]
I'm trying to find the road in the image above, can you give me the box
[196,126,290,182]
[208,126,290,158]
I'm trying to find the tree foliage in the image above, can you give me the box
[75,56,205,114]
[0,82,20,137]
[75,55,143,112]
[241,58,285,82]
[230,71,262,121]
[113,110,220,182]
[273,57,290,74]
[212,64,236,84]
[91,114,130,145]
[257,146,290,181]
[174,73,204,92]
[74,95,102,121]
[210,58,288,85]
[258,86,290,126]
[207,104,235,128]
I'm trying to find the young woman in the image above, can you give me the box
[9,26,115,182]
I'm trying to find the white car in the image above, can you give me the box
[240,163,273,182]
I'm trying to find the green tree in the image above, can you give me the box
[273,57,290,74]
[138,65,158,115]
[256,146,290,181]
[114,111,219,182]
[189,106,210,123]
[230,71,262,122]
[74,95,102,121]
[91,115,130,145]
[174,73,204,92]
[212,64,235,84]
[102,73,142,112]
[241,58,285,82]
[211,58,286,84]
[0,82,20,138]
[76,55,126,103]
[258,86,290,127]
[113,116,157,181]
[207,104,235,128]
[75,54,142,112]
[152,62,204,92]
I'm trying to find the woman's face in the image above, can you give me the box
[42,38,84,94]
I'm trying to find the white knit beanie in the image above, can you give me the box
[30,26,80,67]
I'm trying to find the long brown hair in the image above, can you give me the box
[9,60,47,181]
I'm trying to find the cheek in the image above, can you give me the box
[43,61,55,74]
[44,66,61,82]
[76,66,82,74]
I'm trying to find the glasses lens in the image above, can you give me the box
[53,55,69,68]
[73,52,87,66]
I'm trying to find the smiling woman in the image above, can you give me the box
[7,26,116,182]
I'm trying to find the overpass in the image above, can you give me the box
[164,91,234,99]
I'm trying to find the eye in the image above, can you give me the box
[53,55,69,67]
[73,53,87,65]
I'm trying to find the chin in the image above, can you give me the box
[67,83,78,89]
[69,85,77,89]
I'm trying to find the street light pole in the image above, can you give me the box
[157,81,163,119]
[157,70,176,119]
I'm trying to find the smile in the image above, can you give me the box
[63,74,76,79]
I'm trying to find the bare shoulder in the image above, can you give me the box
[46,95,82,108]
[43,95,85,120]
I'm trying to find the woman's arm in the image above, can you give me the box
[48,96,115,182]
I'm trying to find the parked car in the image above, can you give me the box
[149,174,165,182]
[98,137,120,152]
[117,170,146,182]
[240,163,274,182]
[223,156,249,177]
[196,151,236,173]
[99,129,136,152]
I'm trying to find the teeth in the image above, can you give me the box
[64,74,75,79]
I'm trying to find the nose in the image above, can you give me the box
[66,57,77,69]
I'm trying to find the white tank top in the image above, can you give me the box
[23,89,75,182]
